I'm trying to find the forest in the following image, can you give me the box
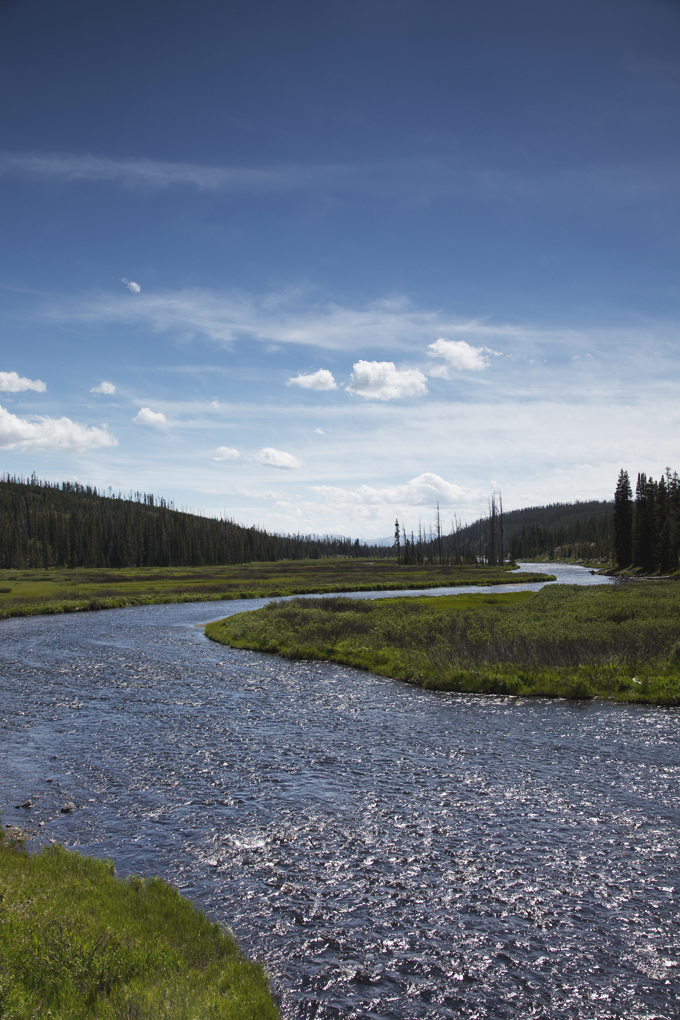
[2,469,676,573]
[613,469,680,573]
[0,475,383,569]
[394,497,613,566]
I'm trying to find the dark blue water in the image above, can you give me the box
[1,565,678,1019]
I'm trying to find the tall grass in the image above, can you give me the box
[0,831,278,1019]
[206,583,680,705]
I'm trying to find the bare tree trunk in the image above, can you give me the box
[499,491,504,565]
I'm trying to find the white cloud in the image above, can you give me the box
[312,473,474,510]
[347,361,428,401]
[0,371,46,393]
[213,445,239,461]
[133,407,166,425]
[287,368,337,391]
[0,404,116,451]
[314,427,325,434]
[255,447,302,469]
[121,278,141,294]
[427,338,493,373]
[91,380,116,395]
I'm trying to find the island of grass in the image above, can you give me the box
[0,830,278,1020]
[205,583,680,705]
[0,559,553,621]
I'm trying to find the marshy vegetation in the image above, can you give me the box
[206,583,680,705]
[0,560,551,620]
[0,829,278,1019]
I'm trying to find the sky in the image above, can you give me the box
[1,0,679,538]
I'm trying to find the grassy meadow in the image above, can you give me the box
[205,582,680,705]
[0,830,278,1020]
[0,560,551,620]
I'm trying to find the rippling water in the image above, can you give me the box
[1,566,678,1018]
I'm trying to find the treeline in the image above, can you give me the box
[444,499,611,564]
[0,475,387,569]
[393,497,613,566]
[613,469,680,573]
[507,513,612,562]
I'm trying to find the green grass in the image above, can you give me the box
[205,583,680,705]
[0,560,553,620]
[0,830,278,1020]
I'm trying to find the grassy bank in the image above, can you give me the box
[0,560,552,621]
[205,583,680,705]
[0,829,278,1019]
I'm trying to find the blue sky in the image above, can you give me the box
[1,0,679,537]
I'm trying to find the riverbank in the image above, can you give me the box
[205,583,680,705]
[0,828,278,1019]
[0,560,553,621]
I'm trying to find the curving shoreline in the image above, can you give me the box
[0,570,555,621]
[205,583,680,705]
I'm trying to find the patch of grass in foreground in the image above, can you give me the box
[0,831,278,1020]
[205,584,680,705]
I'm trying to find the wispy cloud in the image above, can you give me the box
[287,368,338,390]
[51,288,449,352]
[133,407,166,425]
[0,371,46,393]
[233,486,285,499]
[0,150,364,192]
[0,404,116,451]
[90,380,116,394]
[213,445,239,461]
[255,447,302,469]
[47,284,630,358]
[2,150,678,206]
[347,361,428,401]
[121,278,141,294]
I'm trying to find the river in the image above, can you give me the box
[1,564,678,1018]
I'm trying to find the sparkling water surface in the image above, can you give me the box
[1,565,678,1018]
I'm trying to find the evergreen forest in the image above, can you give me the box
[2,469,677,573]
[0,475,383,569]
[613,469,680,573]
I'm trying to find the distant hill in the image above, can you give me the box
[451,499,613,562]
[0,475,387,570]
[0,474,616,569]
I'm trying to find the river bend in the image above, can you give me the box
[1,565,678,1018]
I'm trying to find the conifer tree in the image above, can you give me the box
[613,469,633,568]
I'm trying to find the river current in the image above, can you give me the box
[1,564,678,1018]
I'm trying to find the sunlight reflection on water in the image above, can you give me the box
[1,564,677,1019]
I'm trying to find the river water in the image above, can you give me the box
[1,564,678,1018]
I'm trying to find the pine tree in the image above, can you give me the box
[613,469,633,567]
[633,473,656,573]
